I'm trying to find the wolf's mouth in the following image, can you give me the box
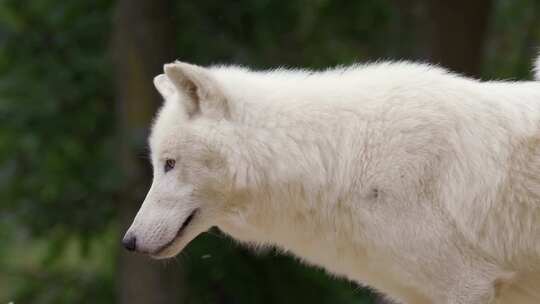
[153,208,199,255]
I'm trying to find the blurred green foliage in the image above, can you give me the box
[174,0,396,67]
[0,0,538,303]
[0,0,116,235]
[484,0,540,79]
[0,0,117,302]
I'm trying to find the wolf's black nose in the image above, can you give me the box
[122,235,137,251]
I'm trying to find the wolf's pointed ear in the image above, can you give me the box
[164,62,229,119]
[153,74,176,99]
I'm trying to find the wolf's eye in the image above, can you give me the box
[164,159,176,173]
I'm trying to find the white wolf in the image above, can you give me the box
[123,59,540,304]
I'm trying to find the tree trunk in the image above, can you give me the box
[111,1,183,303]
[425,0,494,77]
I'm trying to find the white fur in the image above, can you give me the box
[124,59,540,304]
[534,55,540,80]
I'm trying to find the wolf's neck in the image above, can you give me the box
[226,119,339,196]
[219,115,367,257]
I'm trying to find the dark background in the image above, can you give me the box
[1,0,538,303]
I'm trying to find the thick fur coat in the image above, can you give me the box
[123,59,540,304]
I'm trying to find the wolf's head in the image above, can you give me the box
[122,62,234,259]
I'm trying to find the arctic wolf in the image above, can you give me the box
[123,59,540,304]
